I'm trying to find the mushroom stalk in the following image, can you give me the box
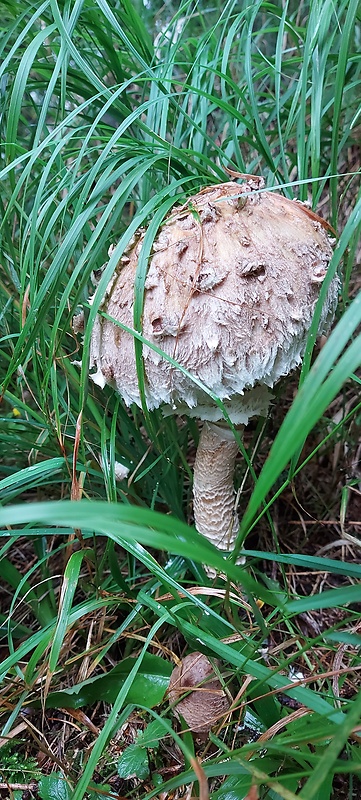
[193,421,241,552]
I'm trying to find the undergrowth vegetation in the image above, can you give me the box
[0,0,361,798]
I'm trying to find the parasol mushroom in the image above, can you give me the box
[168,651,230,736]
[89,179,339,563]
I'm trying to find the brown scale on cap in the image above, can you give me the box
[90,180,339,562]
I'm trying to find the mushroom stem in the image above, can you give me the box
[193,421,241,553]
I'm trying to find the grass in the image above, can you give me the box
[0,0,361,798]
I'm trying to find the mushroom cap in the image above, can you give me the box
[168,652,230,734]
[90,182,338,424]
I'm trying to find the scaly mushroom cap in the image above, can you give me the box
[90,182,338,424]
[168,652,230,734]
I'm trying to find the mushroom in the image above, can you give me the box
[168,652,230,736]
[89,180,339,563]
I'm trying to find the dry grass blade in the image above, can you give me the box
[190,757,209,800]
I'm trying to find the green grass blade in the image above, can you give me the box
[48,549,85,675]
[239,290,361,540]
[299,690,361,799]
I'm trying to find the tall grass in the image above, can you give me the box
[1,1,361,798]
